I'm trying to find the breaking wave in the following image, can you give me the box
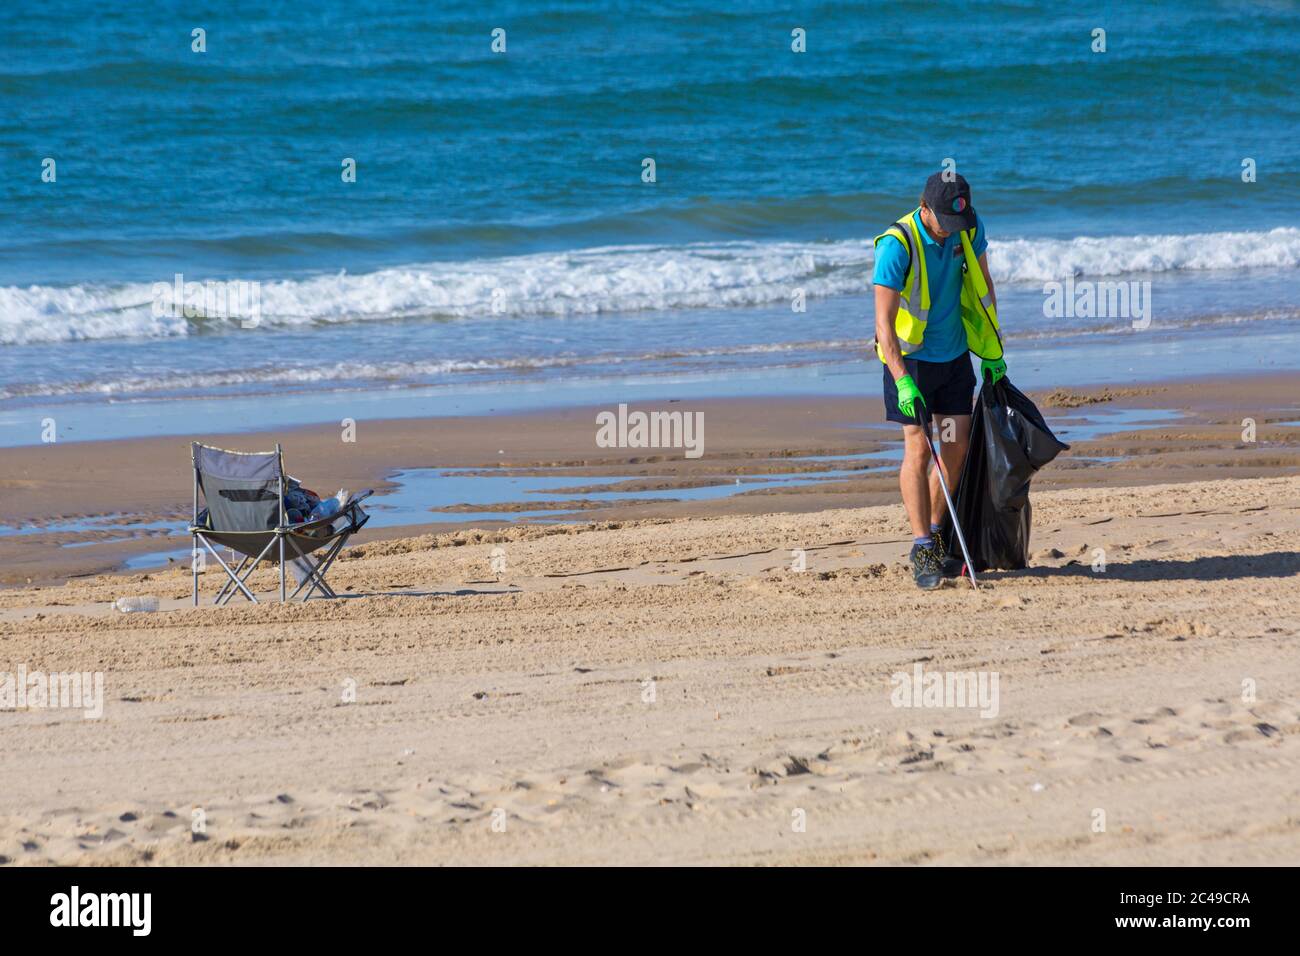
[3,227,1297,345]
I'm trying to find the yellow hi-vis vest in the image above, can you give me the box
[874,209,1003,363]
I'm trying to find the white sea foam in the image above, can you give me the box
[991,227,1300,283]
[2,228,1297,345]
[0,340,861,401]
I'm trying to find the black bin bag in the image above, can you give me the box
[938,377,1069,572]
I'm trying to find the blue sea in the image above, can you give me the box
[1,1,1298,446]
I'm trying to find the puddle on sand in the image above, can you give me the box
[123,547,193,570]
[376,453,898,525]
[1045,406,1183,442]
[26,407,1184,572]
[0,514,178,538]
[1048,407,1185,463]
[118,449,898,570]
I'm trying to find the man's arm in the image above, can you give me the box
[874,284,906,381]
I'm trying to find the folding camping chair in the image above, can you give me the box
[189,442,372,604]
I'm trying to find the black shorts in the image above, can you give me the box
[882,354,976,425]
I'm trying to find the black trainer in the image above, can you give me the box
[909,542,943,590]
[930,528,964,579]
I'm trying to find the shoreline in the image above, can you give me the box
[7,311,1300,450]
[2,369,1298,586]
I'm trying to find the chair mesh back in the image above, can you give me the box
[193,443,282,532]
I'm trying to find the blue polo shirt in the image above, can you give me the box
[872,210,987,363]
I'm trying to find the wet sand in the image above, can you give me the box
[2,372,1298,586]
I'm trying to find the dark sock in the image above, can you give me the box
[930,524,941,536]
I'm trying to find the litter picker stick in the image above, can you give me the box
[919,403,979,590]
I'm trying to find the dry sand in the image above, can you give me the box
[1,473,1298,866]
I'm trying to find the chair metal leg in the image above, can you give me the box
[198,537,260,604]
[213,554,251,604]
[279,532,286,603]
[216,538,278,606]
[306,538,348,600]
[287,533,350,601]
[287,544,337,601]
[192,534,198,607]
[215,557,261,607]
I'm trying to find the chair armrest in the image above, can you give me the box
[343,489,375,509]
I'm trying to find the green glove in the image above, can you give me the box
[896,374,923,420]
[981,357,1007,384]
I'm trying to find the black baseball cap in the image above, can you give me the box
[922,172,977,232]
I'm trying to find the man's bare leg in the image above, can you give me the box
[927,414,971,527]
[899,424,933,538]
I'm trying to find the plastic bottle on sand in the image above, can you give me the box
[115,596,159,613]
